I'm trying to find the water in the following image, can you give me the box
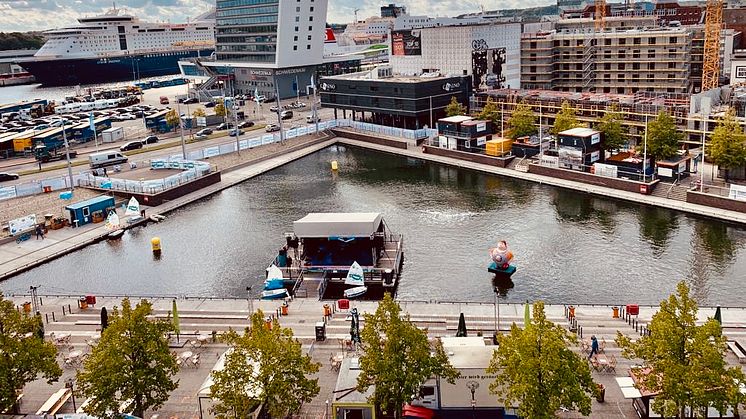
[3,145,746,305]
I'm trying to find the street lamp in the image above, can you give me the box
[56,117,75,192]
[175,102,187,160]
[246,286,253,316]
[493,286,501,343]
[65,378,76,412]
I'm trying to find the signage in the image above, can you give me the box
[442,82,461,92]
[476,136,487,146]
[593,163,618,178]
[9,214,36,236]
[319,82,336,91]
[276,67,306,75]
[249,69,272,76]
[392,30,421,56]
[678,161,687,173]
[591,132,601,145]
[590,150,600,163]
[196,117,206,127]
[729,184,746,201]
[658,167,673,178]
[476,122,487,133]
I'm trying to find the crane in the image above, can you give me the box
[354,8,360,23]
[594,0,606,31]
[702,0,723,92]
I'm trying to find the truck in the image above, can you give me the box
[34,144,77,163]
[89,151,128,169]
[101,127,124,143]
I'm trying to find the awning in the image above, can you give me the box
[616,376,643,399]
[293,213,382,238]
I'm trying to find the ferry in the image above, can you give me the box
[264,213,404,300]
[17,8,214,86]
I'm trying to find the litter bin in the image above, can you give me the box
[612,306,619,318]
[315,321,326,341]
[338,299,350,310]
[281,303,288,316]
[323,304,332,317]
[597,384,606,403]
[79,297,88,310]
[568,305,576,318]
[22,301,32,314]
[626,304,639,316]
[85,295,97,305]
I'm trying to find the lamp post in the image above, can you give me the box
[176,102,187,160]
[246,286,253,316]
[642,114,649,183]
[65,378,76,412]
[700,112,706,192]
[58,117,75,192]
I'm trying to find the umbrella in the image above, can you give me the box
[100,307,109,331]
[172,299,180,342]
[456,312,467,337]
[524,301,531,327]
[350,308,361,344]
[714,305,722,325]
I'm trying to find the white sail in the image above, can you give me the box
[105,211,120,231]
[344,261,365,286]
[124,197,140,216]
[266,265,284,282]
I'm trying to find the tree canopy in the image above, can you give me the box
[192,108,206,118]
[597,105,628,152]
[488,301,597,418]
[0,294,62,414]
[0,32,45,50]
[76,298,178,418]
[445,96,466,117]
[477,97,500,132]
[551,100,583,136]
[214,100,227,117]
[165,109,180,129]
[210,310,320,418]
[708,108,746,182]
[357,293,460,418]
[616,282,744,418]
[507,102,537,139]
[644,111,683,161]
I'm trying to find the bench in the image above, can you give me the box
[727,341,746,364]
[36,388,71,416]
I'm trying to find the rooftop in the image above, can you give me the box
[560,127,600,136]
[439,115,473,123]
[293,212,383,238]
[323,71,458,83]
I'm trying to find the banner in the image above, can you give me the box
[9,214,37,235]
[392,30,421,56]
[729,184,746,202]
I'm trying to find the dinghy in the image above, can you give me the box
[262,288,289,300]
[343,261,367,298]
[344,286,367,299]
[105,211,123,239]
[262,265,288,300]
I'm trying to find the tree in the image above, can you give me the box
[444,96,466,117]
[644,110,683,161]
[616,282,744,418]
[357,293,459,418]
[477,96,500,130]
[192,108,206,118]
[214,100,227,118]
[552,100,583,136]
[0,294,62,414]
[210,310,320,418]
[165,109,180,130]
[708,108,746,182]
[507,101,537,139]
[597,104,628,152]
[488,301,597,418]
[77,298,178,418]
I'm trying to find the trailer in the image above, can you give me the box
[34,144,77,162]
[101,127,124,143]
[145,109,173,132]
[11,129,42,153]
[71,117,112,143]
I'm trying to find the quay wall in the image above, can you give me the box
[687,190,746,213]
[423,145,514,168]
[528,163,659,194]
[331,128,408,149]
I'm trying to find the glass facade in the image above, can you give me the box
[215,0,279,63]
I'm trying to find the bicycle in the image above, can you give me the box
[15,232,31,244]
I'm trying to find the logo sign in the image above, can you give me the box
[477,136,487,146]
[590,150,600,163]
[442,82,461,91]
[476,122,487,132]
[319,82,336,91]
[472,39,489,51]
[9,214,36,235]
[591,132,601,145]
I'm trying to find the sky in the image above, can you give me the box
[0,0,553,32]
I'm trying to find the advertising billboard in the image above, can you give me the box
[392,30,421,56]
[471,40,506,90]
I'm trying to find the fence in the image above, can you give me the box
[77,163,215,195]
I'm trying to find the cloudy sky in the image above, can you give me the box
[0,0,551,32]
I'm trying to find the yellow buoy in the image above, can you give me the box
[331,160,338,171]
[151,237,161,253]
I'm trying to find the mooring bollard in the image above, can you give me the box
[39,297,43,306]
[51,312,56,322]
[45,313,49,324]
[62,305,66,315]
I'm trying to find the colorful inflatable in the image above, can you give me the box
[488,240,516,278]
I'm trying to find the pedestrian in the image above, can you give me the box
[35,224,44,240]
[589,335,599,359]
[103,167,108,177]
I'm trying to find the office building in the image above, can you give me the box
[381,3,407,18]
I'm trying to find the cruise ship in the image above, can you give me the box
[18,8,215,86]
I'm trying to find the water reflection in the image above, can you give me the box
[637,207,680,257]
[550,189,617,233]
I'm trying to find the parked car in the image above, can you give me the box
[194,133,209,140]
[215,123,233,130]
[0,172,19,182]
[265,124,280,132]
[120,141,144,151]
[141,135,159,144]
[229,129,244,137]
[237,121,254,129]
[33,124,50,130]
[196,128,213,136]
[119,113,136,120]
[270,105,279,113]
[205,101,216,108]
[159,96,169,104]
[281,110,293,120]
[183,97,199,104]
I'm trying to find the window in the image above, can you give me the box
[296,6,300,11]
[295,16,299,22]
[293,45,297,50]
[307,35,312,40]
[648,37,656,44]
[604,39,611,46]
[604,63,611,70]
[648,50,655,58]
[530,41,537,48]
[295,26,298,31]
[309,16,313,21]
[310,6,314,11]
[531,66,537,72]
[308,25,312,30]
[648,63,655,70]
[306,45,310,49]
[737,66,746,78]
[669,36,677,44]
[563,40,570,46]
[619,38,626,45]
[619,63,625,70]
[294,35,298,41]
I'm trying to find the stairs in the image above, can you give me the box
[650,182,689,202]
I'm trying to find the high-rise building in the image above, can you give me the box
[381,3,407,18]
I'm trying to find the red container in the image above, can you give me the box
[85,295,97,305]
[626,304,639,316]
[338,299,350,310]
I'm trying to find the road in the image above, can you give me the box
[0,86,333,184]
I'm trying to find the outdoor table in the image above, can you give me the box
[180,351,193,360]
[68,350,83,359]
[197,335,209,344]
[54,333,71,343]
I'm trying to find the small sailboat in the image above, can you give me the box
[105,211,124,239]
[124,197,143,223]
[262,265,289,300]
[343,261,367,299]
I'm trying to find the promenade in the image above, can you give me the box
[7,294,746,418]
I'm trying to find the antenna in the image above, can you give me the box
[354,8,360,23]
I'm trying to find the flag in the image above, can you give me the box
[311,74,316,89]
[89,112,95,132]
[254,87,260,103]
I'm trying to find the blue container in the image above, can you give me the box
[65,195,115,227]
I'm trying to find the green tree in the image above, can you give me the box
[77,298,178,418]
[508,101,537,139]
[643,110,683,161]
[444,96,466,117]
[0,294,62,414]
[597,104,628,152]
[488,301,597,418]
[708,108,746,182]
[210,310,320,418]
[192,108,206,118]
[616,282,744,418]
[551,100,583,136]
[477,96,500,130]
[165,109,180,130]
[357,293,459,418]
[214,100,227,117]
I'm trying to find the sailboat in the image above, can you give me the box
[105,211,124,239]
[262,264,289,300]
[343,261,367,298]
[124,197,142,223]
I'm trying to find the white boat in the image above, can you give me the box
[149,214,166,223]
[262,288,289,300]
[107,229,124,239]
[266,265,284,282]
[344,286,368,299]
[344,261,365,286]
[104,211,121,231]
[124,197,141,217]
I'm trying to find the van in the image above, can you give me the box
[160,96,169,105]
[89,151,128,169]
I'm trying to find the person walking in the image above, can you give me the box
[589,335,599,359]
[35,224,45,240]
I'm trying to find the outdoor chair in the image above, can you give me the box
[599,338,607,354]
[608,355,617,373]
[191,355,201,368]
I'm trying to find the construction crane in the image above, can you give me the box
[594,0,606,31]
[702,0,723,92]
